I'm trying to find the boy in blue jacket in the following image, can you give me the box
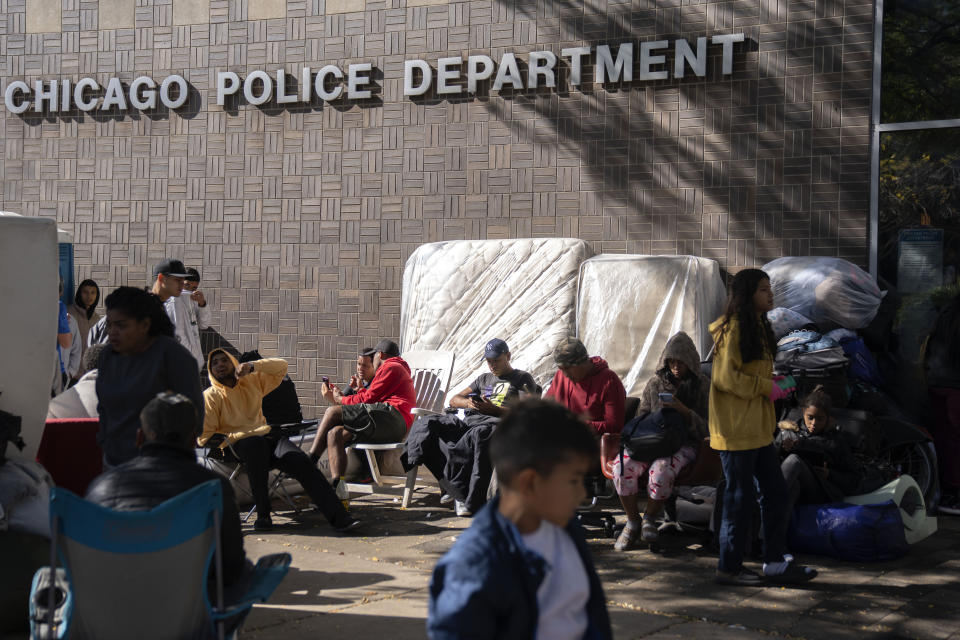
[427,399,613,640]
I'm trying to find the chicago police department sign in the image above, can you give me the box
[3,35,744,115]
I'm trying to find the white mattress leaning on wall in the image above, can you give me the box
[576,255,727,397]
[400,238,594,399]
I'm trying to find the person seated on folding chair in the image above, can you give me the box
[200,349,359,533]
[86,392,250,595]
[612,332,710,550]
[307,340,417,491]
[545,337,626,437]
[402,338,540,517]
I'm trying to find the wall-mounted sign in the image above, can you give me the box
[4,75,188,114]
[898,228,944,293]
[4,34,744,115]
[400,34,744,97]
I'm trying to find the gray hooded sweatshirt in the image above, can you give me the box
[635,332,711,447]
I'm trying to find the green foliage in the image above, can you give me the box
[878,130,960,277]
[880,139,960,227]
[882,0,960,123]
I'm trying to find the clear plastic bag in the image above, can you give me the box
[763,257,884,329]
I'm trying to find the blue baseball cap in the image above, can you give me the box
[483,338,510,360]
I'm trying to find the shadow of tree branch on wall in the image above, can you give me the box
[482,0,870,267]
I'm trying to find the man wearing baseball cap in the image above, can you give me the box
[83,258,198,349]
[178,267,213,370]
[307,339,417,494]
[545,337,625,436]
[402,338,540,516]
[151,258,207,371]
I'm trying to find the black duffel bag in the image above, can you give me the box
[620,409,685,463]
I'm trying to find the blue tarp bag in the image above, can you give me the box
[788,500,908,562]
[839,337,885,388]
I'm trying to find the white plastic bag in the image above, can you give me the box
[0,460,52,538]
[763,257,883,329]
[767,307,814,339]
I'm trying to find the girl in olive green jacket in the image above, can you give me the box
[710,269,816,587]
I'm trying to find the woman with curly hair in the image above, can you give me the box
[95,286,203,468]
[710,269,816,586]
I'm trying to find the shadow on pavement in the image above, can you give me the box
[244,611,428,640]
[264,566,398,608]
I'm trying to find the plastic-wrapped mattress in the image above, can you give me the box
[400,239,594,394]
[576,255,726,397]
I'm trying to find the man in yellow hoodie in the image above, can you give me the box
[200,348,359,532]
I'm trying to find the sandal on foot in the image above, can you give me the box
[765,562,817,584]
[614,523,641,551]
[640,518,659,543]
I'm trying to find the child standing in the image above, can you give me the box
[427,399,612,640]
[709,268,816,586]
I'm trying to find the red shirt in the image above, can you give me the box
[341,356,417,428]
[545,357,626,435]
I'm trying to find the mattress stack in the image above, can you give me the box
[400,240,727,401]
[400,238,593,394]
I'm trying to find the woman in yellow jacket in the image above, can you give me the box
[710,269,817,586]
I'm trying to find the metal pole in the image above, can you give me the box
[868,0,885,279]
[213,508,225,640]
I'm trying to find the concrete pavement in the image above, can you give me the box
[240,488,960,639]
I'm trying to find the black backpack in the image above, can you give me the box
[0,393,25,466]
[620,409,685,463]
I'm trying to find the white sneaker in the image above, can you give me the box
[439,493,453,505]
[454,500,472,517]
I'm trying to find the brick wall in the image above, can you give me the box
[0,0,874,416]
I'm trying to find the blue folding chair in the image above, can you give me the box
[29,480,290,640]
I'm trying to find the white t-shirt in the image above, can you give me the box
[164,294,211,371]
[521,520,590,640]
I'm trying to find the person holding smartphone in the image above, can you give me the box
[307,340,417,500]
[340,350,376,397]
[613,332,711,550]
[403,339,540,517]
[709,269,815,586]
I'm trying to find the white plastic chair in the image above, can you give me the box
[344,350,455,508]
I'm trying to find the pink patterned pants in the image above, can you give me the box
[613,445,697,499]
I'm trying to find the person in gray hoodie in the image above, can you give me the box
[613,332,710,550]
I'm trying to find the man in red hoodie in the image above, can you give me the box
[545,337,626,436]
[308,340,417,485]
